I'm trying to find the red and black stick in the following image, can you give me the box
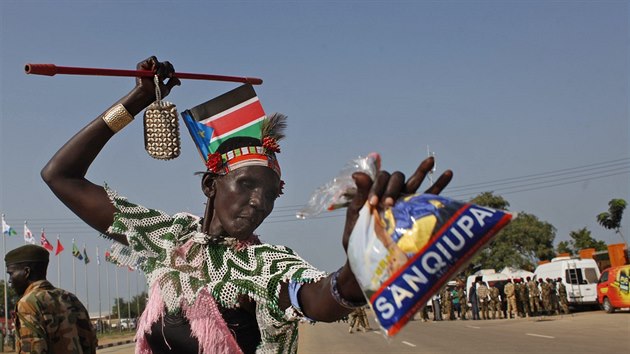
[24,63,263,85]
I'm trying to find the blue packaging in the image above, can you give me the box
[347,193,512,336]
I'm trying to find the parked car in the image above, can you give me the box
[597,264,630,313]
[119,318,136,330]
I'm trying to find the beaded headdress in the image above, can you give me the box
[181,84,285,177]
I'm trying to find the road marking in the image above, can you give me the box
[466,325,481,329]
[402,341,417,347]
[96,339,134,349]
[526,333,555,339]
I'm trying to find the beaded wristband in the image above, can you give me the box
[102,104,133,133]
[288,281,314,321]
[329,269,367,309]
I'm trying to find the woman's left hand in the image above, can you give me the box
[341,156,453,251]
[296,156,453,322]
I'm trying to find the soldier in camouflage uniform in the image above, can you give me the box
[527,277,542,316]
[5,244,97,354]
[442,288,454,320]
[420,305,430,322]
[348,308,359,333]
[556,278,570,314]
[488,283,501,319]
[432,294,442,321]
[541,278,552,315]
[469,281,479,320]
[476,280,490,320]
[348,306,371,333]
[504,279,517,319]
[359,306,372,331]
[457,286,468,320]
[513,279,523,317]
[516,278,530,317]
[548,278,560,315]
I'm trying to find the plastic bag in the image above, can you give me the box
[296,153,381,219]
[298,153,512,335]
[347,193,512,336]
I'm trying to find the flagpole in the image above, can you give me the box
[115,266,121,332]
[135,269,140,319]
[127,268,131,322]
[2,214,8,335]
[106,254,111,332]
[56,235,61,287]
[96,246,102,333]
[83,243,89,314]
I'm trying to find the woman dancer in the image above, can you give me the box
[41,56,452,353]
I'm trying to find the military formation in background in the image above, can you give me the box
[347,273,573,331]
[416,276,571,322]
[344,272,576,332]
[348,306,372,333]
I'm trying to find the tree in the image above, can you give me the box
[571,227,607,251]
[556,241,573,255]
[111,291,147,319]
[597,198,627,245]
[470,191,510,210]
[557,227,607,255]
[111,298,126,319]
[130,291,147,318]
[466,192,556,272]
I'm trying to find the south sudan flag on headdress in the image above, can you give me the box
[182,84,266,163]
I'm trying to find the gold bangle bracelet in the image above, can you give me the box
[102,104,133,133]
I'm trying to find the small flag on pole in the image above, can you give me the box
[83,245,90,264]
[55,237,65,256]
[104,250,119,265]
[72,241,83,261]
[40,229,54,252]
[2,214,17,236]
[23,222,36,244]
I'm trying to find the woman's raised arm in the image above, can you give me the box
[41,56,180,244]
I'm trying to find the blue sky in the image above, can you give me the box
[1,1,628,315]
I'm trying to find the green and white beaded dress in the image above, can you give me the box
[103,186,327,353]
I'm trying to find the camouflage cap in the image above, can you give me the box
[5,244,49,265]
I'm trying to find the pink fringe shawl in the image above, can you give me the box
[135,284,243,354]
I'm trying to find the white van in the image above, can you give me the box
[534,257,601,306]
[466,270,510,304]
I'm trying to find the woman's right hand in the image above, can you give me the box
[134,56,181,103]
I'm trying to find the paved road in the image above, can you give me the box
[98,310,629,353]
[97,342,135,353]
[299,310,630,353]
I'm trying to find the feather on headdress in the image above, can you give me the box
[261,113,287,153]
